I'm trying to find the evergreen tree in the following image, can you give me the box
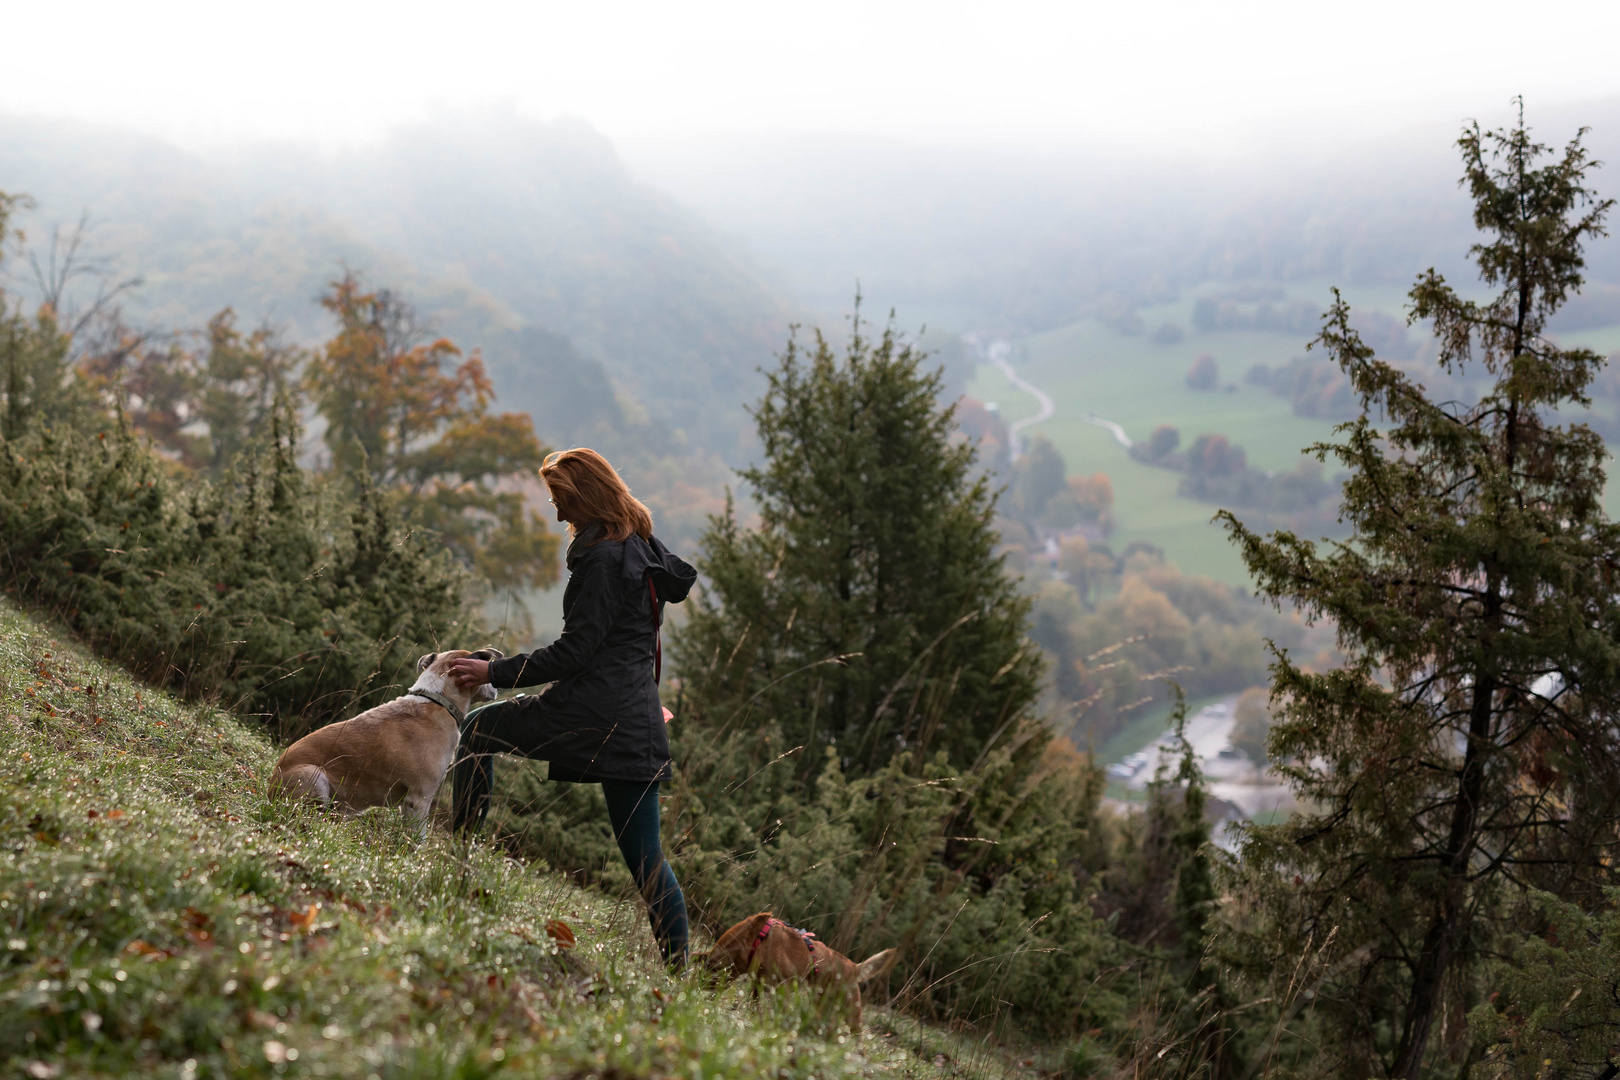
[1016,434,1068,519]
[193,308,306,471]
[1221,105,1620,1078]
[0,404,474,735]
[674,307,1043,776]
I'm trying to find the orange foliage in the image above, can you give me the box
[307,274,559,591]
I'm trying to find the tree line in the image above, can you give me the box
[0,206,555,732]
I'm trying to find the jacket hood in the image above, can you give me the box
[623,533,697,604]
[564,525,696,604]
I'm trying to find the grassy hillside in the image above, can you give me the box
[0,596,1009,1079]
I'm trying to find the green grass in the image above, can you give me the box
[969,352,1321,588]
[969,280,1620,587]
[0,596,1029,1080]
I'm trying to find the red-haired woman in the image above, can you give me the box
[447,448,696,967]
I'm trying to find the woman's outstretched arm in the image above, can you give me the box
[475,557,616,689]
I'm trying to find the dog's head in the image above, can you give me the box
[415,647,506,701]
[702,912,775,976]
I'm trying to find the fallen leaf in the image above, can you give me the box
[288,903,321,931]
[545,919,576,949]
[125,939,172,962]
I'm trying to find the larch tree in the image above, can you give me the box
[306,273,559,593]
[1221,105,1620,1079]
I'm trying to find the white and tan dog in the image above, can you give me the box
[269,649,503,821]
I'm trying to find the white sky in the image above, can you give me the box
[4,0,1620,156]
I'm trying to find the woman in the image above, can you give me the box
[447,448,696,967]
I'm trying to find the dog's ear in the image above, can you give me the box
[856,948,899,985]
[471,647,505,662]
[416,652,438,673]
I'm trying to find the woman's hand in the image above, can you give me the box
[448,657,491,690]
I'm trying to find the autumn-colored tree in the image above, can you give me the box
[306,273,559,592]
[1068,471,1113,520]
[76,322,196,459]
[73,309,305,473]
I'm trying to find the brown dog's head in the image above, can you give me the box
[415,648,505,702]
[701,912,775,976]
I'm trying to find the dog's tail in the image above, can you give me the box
[269,764,333,806]
[856,948,899,985]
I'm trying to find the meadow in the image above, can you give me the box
[970,280,1620,587]
[0,596,1028,1080]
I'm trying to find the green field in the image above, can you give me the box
[970,281,1620,588]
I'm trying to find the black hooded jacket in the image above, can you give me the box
[486,524,697,782]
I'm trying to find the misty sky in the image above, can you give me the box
[6,0,1620,156]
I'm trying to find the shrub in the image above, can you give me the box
[0,412,474,736]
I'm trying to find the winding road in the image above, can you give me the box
[986,341,1133,457]
[987,342,1054,461]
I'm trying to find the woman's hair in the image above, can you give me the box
[540,448,653,543]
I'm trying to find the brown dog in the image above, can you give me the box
[702,912,899,1032]
[269,649,503,822]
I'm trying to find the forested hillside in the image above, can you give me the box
[0,110,794,458]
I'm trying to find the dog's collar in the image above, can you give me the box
[750,918,821,974]
[405,687,465,726]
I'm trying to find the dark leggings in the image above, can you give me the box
[452,703,689,967]
[601,779,689,967]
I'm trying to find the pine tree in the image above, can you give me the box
[673,306,1042,777]
[1221,104,1620,1078]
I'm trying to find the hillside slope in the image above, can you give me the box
[0,596,988,1079]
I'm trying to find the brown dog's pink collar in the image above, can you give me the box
[751,917,822,974]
